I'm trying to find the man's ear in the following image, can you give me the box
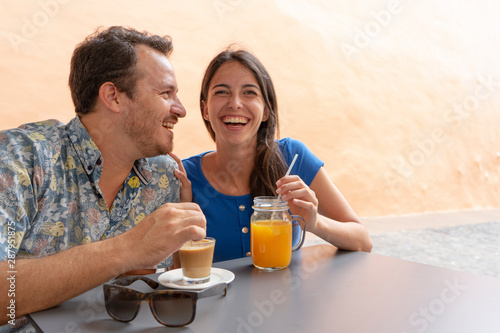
[98,82,123,113]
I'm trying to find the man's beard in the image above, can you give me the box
[123,106,173,158]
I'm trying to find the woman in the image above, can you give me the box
[181,48,372,262]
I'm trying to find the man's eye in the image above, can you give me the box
[162,91,170,96]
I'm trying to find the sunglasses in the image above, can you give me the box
[103,275,227,327]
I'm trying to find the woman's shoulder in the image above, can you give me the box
[183,152,204,165]
[182,151,213,181]
[278,137,324,184]
[277,137,311,155]
[183,151,214,164]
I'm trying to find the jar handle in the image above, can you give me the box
[291,215,306,252]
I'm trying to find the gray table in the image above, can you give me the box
[28,245,500,332]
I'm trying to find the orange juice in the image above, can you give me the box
[251,220,292,270]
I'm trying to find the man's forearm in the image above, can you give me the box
[0,236,127,325]
[0,201,207,326]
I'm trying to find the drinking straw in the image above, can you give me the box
[270,154,298,222]
[277,154,298,200]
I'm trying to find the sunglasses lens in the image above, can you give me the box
[152,293,194,326]
[105,287,140,321]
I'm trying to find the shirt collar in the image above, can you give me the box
[66,117,152,184]
[133,159,152,184]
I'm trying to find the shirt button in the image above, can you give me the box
[242,227,249,234]
[87,165,93,171]
[239,205,245,211]
[96,158,102,166]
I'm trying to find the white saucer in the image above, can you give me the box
[158,268,235,290]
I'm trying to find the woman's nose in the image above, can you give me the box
[228,94,243,110]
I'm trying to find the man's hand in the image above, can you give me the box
[120,202,206,271]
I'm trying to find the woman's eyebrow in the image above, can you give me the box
[211,83,259,90]
[212,83,230,90]
[242,84,260,89]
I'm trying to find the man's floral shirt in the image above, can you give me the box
[0,117,179,332]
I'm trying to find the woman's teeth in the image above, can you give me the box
[222,116,248,125]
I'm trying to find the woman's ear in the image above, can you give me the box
[262,108,270,122]
[202,100,209,120]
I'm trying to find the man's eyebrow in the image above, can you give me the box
[157,84,177,92]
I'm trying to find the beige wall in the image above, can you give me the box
[1,0,499,217]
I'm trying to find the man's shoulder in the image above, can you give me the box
[144,155,178,179]
[17,119,65,130]
[1,119,67,154]
[146,154,177,168]
[142,155,180,195]
[14,119,65,135]
[1,119,66,143]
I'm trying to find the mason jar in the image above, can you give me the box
[250,196,306,271]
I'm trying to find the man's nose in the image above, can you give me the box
[170,96,186,118]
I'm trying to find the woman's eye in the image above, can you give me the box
[214,90,228,95]
[244,90,258,95]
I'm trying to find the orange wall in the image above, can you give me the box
[1,0,499,217]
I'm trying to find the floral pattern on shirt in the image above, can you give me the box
[0,117,179,333]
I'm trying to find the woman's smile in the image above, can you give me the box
[221,115,249,128]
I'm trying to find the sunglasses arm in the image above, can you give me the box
[110,275,160,289]
[198,283,228,299]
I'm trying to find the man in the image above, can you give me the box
[0,26,205,332]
